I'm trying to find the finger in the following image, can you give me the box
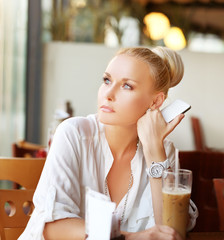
[157,225,176,234]
[148,108,163,122]
[157,225,184,240]
[167,114,185,133]
[151,230,176,240]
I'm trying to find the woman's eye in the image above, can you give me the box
[103,77,111,85]
[123,83,133,90]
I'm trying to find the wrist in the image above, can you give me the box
[143,143,166,167]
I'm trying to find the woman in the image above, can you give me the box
[19,47,196,240]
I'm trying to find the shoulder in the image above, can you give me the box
[57,114,103,139]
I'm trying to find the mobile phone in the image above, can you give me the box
[161,99,191,123]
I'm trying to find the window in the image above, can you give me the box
[0,0,27,156]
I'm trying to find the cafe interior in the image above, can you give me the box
[0,0,224,239]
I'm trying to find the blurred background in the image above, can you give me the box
[1,0,224,156]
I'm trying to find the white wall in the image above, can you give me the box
[41,42,224,150]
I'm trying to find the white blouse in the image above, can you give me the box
[18,114,196,240]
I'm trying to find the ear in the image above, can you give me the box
[149,92,165,110]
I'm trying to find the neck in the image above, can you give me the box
[104,124,139,161]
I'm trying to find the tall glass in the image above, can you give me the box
[162,169,192,240]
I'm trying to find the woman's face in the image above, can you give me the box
[97,54,155,127]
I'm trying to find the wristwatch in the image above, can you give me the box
[146,159,170,178]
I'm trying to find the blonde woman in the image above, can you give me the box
[19,47,197,240]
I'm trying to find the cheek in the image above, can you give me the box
[131,94,150,109]
[121,97,149,119]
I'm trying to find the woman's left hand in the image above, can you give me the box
[123,225,183,240]
[137,109,184,165]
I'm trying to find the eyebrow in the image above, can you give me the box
[104,72,138,83]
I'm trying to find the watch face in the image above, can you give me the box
[150,164,164,178]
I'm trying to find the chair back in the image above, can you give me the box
[0,189,35,240]
[0,157,45,189]
[213,178,224,231]
[190,117,206,151]
[0,157,45,240]
[179,150,224,232]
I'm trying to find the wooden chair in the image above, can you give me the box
[190,117,206,151]
[179,150,224,232]
[190,117,222,152]
[0,157,45,240]
[213,178,224,231]
[0,189,35,240]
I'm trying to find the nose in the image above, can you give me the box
[105,84,117,101]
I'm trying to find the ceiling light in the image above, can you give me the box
[164,27,186,51]
[143,12,170,40]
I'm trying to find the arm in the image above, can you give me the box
[18,120,85,240]
[40,121,85,239]
[121,225,183,240]
[43,218,85,240]
[137,109,184,224]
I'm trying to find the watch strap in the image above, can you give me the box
[161,158,170,169]
[146,158,170,178]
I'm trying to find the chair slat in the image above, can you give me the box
[0,157,45,240]
[0,157,45,189]
[213,178,224,231]
[0,189,35,227]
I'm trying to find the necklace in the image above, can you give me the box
[104,139,139,223]
[105,171,133,223]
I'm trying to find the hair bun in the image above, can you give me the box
[152,47,184,88]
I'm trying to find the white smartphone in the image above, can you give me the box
[161,99,191,123]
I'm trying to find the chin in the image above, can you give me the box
[98,113,114,125]
[99,115,137,128]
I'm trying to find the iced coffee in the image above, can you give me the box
[162,169,192,240]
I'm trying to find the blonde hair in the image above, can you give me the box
[116,46,184,97]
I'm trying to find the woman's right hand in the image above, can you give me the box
[124,225,183,240]
[137,109,184,166]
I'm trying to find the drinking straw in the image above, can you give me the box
[175,148,179,189]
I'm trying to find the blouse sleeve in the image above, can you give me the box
[164,138,176,169]
[18,120,83,240]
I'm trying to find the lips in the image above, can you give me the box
[100,105,115,113]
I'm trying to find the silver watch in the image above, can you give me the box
[146,159,170,178]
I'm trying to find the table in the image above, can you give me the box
[187,232,224,240]
[113,232,224,240]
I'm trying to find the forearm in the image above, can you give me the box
[143,141,166,225]
[149,178,163,224]
[43,218,85,240]
[121,225,183,240]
